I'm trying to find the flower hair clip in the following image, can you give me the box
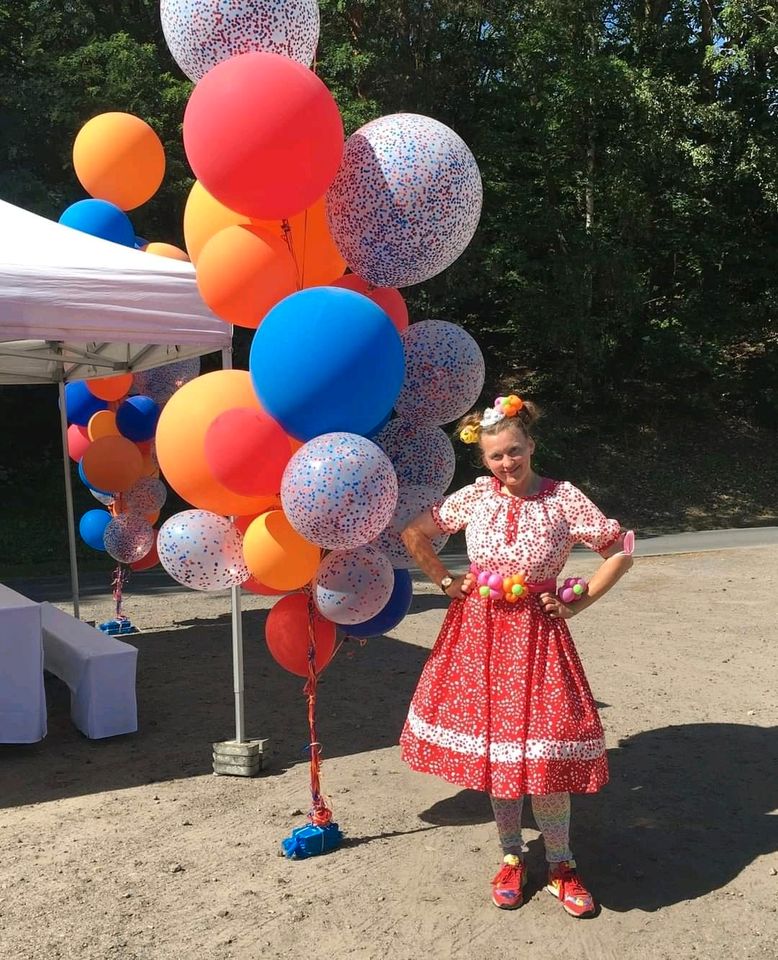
[459,394,526,444]
[459,424,480,444]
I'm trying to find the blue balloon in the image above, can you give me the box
[366,411,393,439]
[78,459,112,495]
[116,395,160,442]
[346,568,413,638]
[59,199,136,247]
[250,287,405,441]
[64,380,108,426]
[134,236,149,250]
[78,509,112,551]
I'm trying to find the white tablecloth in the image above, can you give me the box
[41,603,137,739]
[0,584,46,743]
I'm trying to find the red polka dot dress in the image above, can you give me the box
[400,477,622,799]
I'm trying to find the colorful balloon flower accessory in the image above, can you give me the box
[458,393,525,443]
[559,577,589,604]
[469,563,529,602]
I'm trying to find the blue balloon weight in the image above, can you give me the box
[78,459,113,495]
[250,287,405,441]
[116,395,160,442]
[78,509,112,551]
[59,199,136,247]
[346,568,413,637]
[64,380,108,426]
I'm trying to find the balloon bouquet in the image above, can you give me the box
[68,0,487,857]
[67,361,200,633]
[56,105,206,628]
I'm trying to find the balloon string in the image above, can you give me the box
[281,218,303,291]
[303,590,333,828]
[112,564,128,621]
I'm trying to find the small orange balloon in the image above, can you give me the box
[155,370,275,516]
[183,180,252,265]
[196,225,298,329]
[254,196,346,289]
[81,435,143,493]
[145,510,160,524]
[73,112,165,211]
[242,510,320,591]
[87,410,120,441]
[86,373,134,402]
[144,242,190,261]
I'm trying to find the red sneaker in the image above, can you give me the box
[491,854,527,910]
[545,860,596,917]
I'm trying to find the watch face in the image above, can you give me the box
[441,576,453,590]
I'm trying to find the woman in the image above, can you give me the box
[400,394,633,916]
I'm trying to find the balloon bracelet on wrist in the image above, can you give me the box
[558,577,588,604]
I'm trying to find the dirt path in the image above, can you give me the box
[1,547,777,960]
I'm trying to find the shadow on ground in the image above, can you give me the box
[0,607,429,810]
[415,722,778,912]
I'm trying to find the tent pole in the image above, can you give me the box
[221,345,246,744]
[58,380,80,619]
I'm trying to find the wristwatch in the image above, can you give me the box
[440,575,454,594]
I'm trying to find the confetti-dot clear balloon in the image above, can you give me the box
[158,510,249,591]
[161,0,320,82]
[371,484,449,569]
[126,477,167,513]
[133,358,200,406]
[103,514,155,564]
[326,113,482,288]
[375,418,455,496]
[281,432,398,550]
[394,320,485,426]
[314,544,394,625]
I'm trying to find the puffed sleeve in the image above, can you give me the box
[559,482,622,555]
[431,481,487,534]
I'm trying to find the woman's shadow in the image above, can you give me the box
[418,722,778,911]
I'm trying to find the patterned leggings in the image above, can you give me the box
[490,793,573,863]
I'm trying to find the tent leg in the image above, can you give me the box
[58,382,80,619]
[231,585,246,743]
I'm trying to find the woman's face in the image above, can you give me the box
[480,427,535,490]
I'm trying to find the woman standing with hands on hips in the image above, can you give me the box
[400,394,634,917]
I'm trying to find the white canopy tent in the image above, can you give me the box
[0,198,249,743]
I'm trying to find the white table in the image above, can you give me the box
[0,583,46,743]
[41,603,138,739]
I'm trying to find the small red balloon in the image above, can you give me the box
[331,275,409,333]
[265,593,336,677]
[204,407,293,497]
[67,424,91,462]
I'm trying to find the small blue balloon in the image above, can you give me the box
[64,381,108,426]
[346,568,414,637]
[78,509,112,551]
[116,395,160,442]
[78,459,112,495]
[59,199,136,247]
[134,236,149,250]
[250,287,405,441]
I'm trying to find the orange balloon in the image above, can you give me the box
[144,242,190,261]
[86,373,134,402]
[242,510,320,591]
[196,225,298,329]
[81,436,143,493]
[183,180,251,265]
[87,410,120,441]
[73,112,165,211]
[155,370,275,516]
[254,196,346,288]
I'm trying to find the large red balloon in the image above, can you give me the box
[183,52,344,220]
[331,275,409,333]
[204,406,293,497]
[265,594,337,677]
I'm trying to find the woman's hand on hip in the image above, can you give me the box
[445,572,476,600]
[539,591,576,619]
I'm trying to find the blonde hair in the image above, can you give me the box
[456,396,542,445]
